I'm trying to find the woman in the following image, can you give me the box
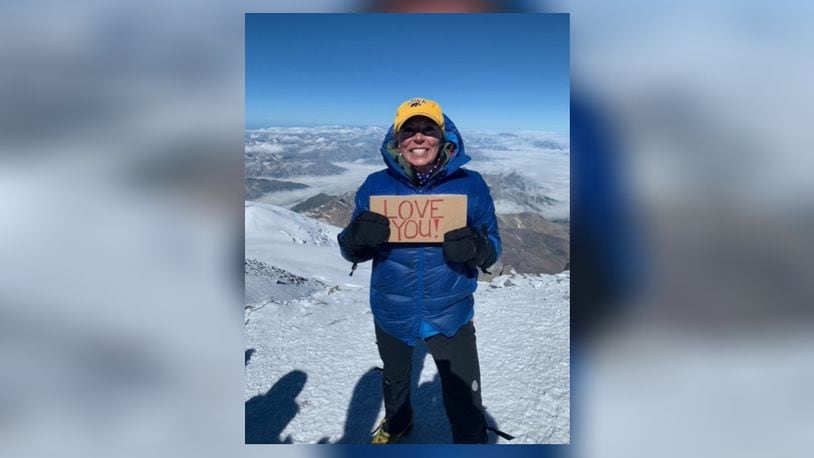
[338,97,501,444]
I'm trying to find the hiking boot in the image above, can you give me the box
[370,418,413,444]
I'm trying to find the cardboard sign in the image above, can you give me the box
[370,194,467,243]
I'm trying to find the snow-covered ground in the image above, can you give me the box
[245,202,570,444]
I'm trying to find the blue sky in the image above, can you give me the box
[246,14,569,132]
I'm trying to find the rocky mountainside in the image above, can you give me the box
[291,190,357,228]
[245,258,327,306]
[483,172,561,215]
[245,178,309,200]
[491,213,569,277]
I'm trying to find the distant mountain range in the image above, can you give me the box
[245,126,386,179]
[245,126,568,180]
[483,172,561,216]
[465,132,568,151]
[245,154,348,179]
[245,178,309,200]
[245,126,570,275]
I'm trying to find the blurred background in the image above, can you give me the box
[1,1,812,458]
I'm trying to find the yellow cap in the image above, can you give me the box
[393,97,444,132]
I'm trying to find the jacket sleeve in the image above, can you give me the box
[338,177,374,263]
[469,172,502,267]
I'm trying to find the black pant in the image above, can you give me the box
[375,321,487,444]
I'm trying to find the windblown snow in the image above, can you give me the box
[245,201,570,444]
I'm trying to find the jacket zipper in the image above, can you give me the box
[416,244,424,340]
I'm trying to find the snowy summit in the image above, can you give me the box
[245,202,570,444]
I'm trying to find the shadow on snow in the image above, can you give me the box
[245,341,502,444]
[245,369,307,444]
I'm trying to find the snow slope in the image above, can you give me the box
[245,202,570,444]
[245,201,371,287]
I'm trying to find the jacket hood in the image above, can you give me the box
[379,114,471,187]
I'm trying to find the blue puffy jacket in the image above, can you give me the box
[339,115,502,345]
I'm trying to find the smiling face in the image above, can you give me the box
[396,116,443,173]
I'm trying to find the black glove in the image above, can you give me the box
[342,211,391,260]
[442,225,496,270]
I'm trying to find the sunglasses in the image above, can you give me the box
[397,124,442,142]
